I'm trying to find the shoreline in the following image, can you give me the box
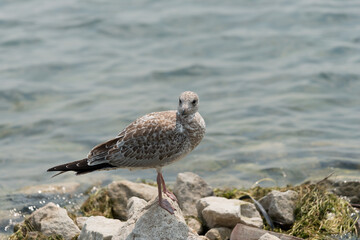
[4,172,360,240]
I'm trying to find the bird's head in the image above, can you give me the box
[178,91,199,117]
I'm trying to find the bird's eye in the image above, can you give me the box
[179,99,182,104]
[192,99,197,105]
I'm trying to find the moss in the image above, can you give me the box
[80,188,113,218]
[289,184,358,239]
[9,219,64,240]
[214,185,286,200]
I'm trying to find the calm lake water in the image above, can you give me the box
[1,0,360,235]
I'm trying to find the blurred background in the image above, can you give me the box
[1,0,360,235]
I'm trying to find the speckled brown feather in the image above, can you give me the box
[48,91,206,175]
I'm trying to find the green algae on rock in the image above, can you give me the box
[80,188,113,218]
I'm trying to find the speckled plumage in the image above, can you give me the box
[48,91,205,214]
[48,91,205,174]
[87,110,205,169]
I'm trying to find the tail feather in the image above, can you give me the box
[47,158,115,177]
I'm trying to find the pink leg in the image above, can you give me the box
[159,173,178,202]
[157,172,175,214]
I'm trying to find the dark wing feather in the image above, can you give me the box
[47,158,115,176]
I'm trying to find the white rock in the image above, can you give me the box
[174,172,213,217]
[258,233,281,240]
[78,216,123,240]
[127,196,147,219]
[27,202,80,240]
[259,190,298,225]
[205,227,232,240]
[114,195,196,240]
[107,180,157,220]
[197,196,262,228]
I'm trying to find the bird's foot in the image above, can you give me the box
[164,190,178,202]
[159,198,175,214]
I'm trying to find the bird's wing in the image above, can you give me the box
[87,111,189,168]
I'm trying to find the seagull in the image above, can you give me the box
[47,91,206,214]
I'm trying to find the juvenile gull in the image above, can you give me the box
[47,91,206,214]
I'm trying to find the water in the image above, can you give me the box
[1,0,360,235]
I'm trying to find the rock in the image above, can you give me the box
[186,217,203,234]
[259,190,298,226]
[258,233,280,240]
[332,181,360,204]
[76,217,89,230]
[20,182,80,194]
[78,216,123,240]
[230,223,303,240]
[197,196,262,228]
[114,195,196,240]
[27,202,80,240]
[205,227,231,240]
[107,180,157,220]
[239,203,263,228]
[127,196,147,219]
[174,172,213,217]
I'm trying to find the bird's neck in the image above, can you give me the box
[176,112,205,148]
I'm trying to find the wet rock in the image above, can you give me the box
[27,202,80,240]
[258,233,280,240]
[19,182,80,195]
[332,181,360,204]
[197,196,262,228]
[114,195,197,240]
[107,180,157,220]
[78,216,123,240]
[186,217,203,234]
[174,172,213,217]
[259,190,298,226]
[76,217,88,230]
[127,196,147,219]
[205,227,231,240]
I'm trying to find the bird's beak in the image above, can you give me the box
[181,104,189,115]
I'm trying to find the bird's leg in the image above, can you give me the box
[159,172,178,202]
[157,172,175,214]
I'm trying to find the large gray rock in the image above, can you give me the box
[197,196,263,229]
[205,227,231,240]
[107,180,157,220]
[174,172,213,217]
[27,202,80,240]
[259,190,298,226]
[114,195,199,240]
[78,216,123,240]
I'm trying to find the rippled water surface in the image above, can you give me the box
[1,0,360,235]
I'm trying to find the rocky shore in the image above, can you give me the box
[7,172,360,240]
